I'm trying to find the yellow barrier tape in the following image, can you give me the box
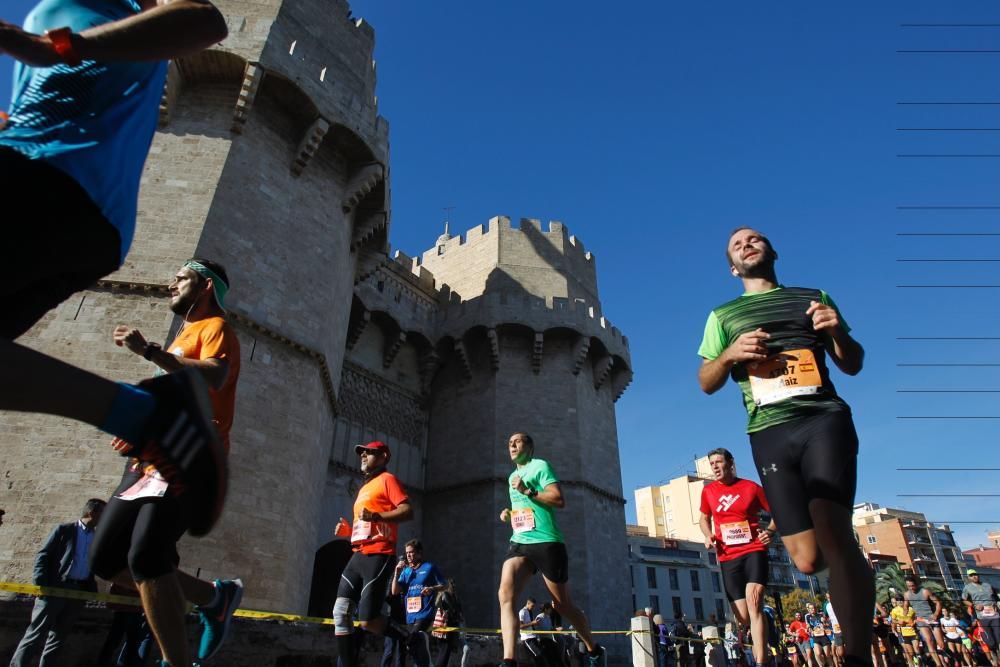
[1,582,663,636]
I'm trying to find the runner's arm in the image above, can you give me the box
[0,1,227,67]
[390,561,406,596]
[147,351,229,389]
[363,501,412,523]
[698,512,715,550]
[698,329,770,394]
[928,591,942,619]
[532,483,565,509]
[807,301,863,375]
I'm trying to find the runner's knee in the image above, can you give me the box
[333,597,356,636]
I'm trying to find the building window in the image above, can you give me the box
[630,566,635,587]
[716,598,726,620]
[690,570,701,591]
[647,567,657,589]
[672,596,683,617]
[669,569,679,589]
[711,572,721,593]
[708,553,717,566]
[867,535,877,545]
[650,594,660,613]
[694,598,704,619]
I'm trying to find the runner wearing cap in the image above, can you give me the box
[333,441,413,667]
[962,569,999,665]
[497,432,606,667]
[698,228,872,667]
[89,258,243,667]
[698,447,776,667]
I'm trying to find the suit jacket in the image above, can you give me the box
[32,521,97,592]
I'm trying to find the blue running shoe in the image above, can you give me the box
[587,645,607,667]
[197,578,244,661]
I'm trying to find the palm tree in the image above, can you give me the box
[875,564,952,607]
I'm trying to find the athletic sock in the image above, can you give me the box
[99,383,156,442]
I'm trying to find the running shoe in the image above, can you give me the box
[587,645,607,667]
[116,368,227,536]
[197,578,244,662]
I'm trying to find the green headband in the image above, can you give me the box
[183,260,229,309]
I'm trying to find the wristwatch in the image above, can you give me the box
[45,27,82,66]
[143,342,162,361]
[526,488,538,498]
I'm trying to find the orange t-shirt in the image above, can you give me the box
[351,472,409,555]
[167,316,241,452]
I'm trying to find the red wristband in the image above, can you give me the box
[45,27,82,67]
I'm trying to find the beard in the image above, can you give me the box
[732,250,775,279]
[168,293,196,314]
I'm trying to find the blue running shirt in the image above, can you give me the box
[0,0,168,262]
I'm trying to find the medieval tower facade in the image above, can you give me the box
[0,0,633,633]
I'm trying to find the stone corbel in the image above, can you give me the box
[532,333,544,374]
[342,163,385,214]
[292,117,330,176]
[345,310,370,350]
[231,61,263,134]
[453,340,473,382]
[351,210,388,250]
[487,328,500,371]
[383,331,406,369]
[593,355,614,390]
[571,335,590,376]
[612,368,634,402]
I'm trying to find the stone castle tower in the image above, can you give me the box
[0,0,632,633]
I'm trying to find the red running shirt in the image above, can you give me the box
[699,478,770,562]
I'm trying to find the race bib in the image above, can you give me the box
[720,521,752,545]
[117,469,168,501]
[812,627,825,637]
[351,519,372,543]
[833,624,841,634]
[511,508,536,534]
[407,596,423,613]
[982,605,997,617]
[748,349,822,407]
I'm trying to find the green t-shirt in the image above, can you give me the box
[698,286,852,433]
[508,458,564,545]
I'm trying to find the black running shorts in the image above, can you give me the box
[719,550,768,603]
[749,410,859,536]
[0,147,121,340]
[89,463,193,582]
[505,541,569,584]
[337,551,394,622]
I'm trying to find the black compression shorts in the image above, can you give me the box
[719,550,768,603]
[505,542,569,584]
[337,551,394,622]
[749,410,859,536]
[89,463,192,581]
[0,147,121,340]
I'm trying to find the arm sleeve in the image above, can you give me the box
[756,483,771,513]
[197,320,235,361]
[697,311,726,360]
[819,291,851,334]
[383,474,410,508]
[535,461,560,489]
[33,526,61,586]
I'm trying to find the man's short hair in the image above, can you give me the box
[706,447,734,463]
[726,227,775,267]
[404,539,423,552]
[513,432,534,451]
[82,498,106,517]
[526,596,536,604]
[904,575,918,584]
[188,257,230,288]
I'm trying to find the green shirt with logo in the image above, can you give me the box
[508,458,564,545]
[699,286,852,433]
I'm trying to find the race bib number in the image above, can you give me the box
[407,596,423,613]
[351,519,372,543]
[748,349,822,407]
[720,521,752,545]
[117,469,168,501]
[982,605,997,617]
[511,508,536,534]
[833,624,841,634]
[812,627,825,637]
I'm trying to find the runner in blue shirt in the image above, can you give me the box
[0,2,228,666]
[392,539,447,667]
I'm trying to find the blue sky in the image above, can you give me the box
[3,1,999,551]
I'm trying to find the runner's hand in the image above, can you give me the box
[360,508,381,522]
[704,535,716,550]
[113,325,149,355]
[806,301,842,333]
[500,508,511,523]
[0,22,61,67]
[758,529,773,545]
[510,476,528,495]
[395,559,407,574]
[722,329,770,364]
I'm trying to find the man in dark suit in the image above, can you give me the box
[10,498,106,666]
